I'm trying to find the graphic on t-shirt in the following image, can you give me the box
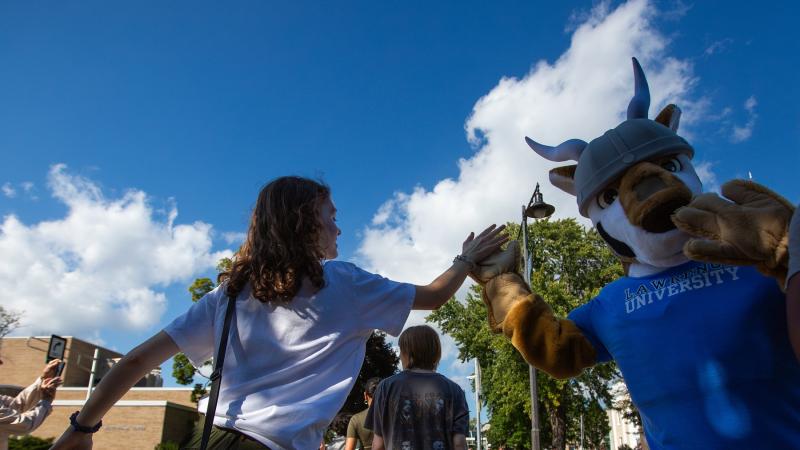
[400,399,413,424]
[623,263,740,314]
[392,392,449,448]
[366,371,469,450]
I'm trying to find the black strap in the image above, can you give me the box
[200,293,238,450]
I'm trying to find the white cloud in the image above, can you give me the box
[356,0,698,288]
[694,160,720,193]
[704,38,733,56]
[0,164,230,338]
[222,231,247,245]
[2,183,16,198]
[744,95,757,112]
[354,0,701,374]
[731,95,757,143]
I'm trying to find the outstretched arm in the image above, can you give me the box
[50,331,179,449]
[487,272,597,379]
[472,242,597,379]
[413,224,507,310]
[0,377,60,436]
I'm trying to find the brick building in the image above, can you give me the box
[0,336,199,449]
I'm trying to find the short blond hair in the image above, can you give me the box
[398,325,441,370]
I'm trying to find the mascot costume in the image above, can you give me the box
[472,58,800,448]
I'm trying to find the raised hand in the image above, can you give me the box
[461,224,508,265]
[40,376,62,402]
[672,180,795,284]
[470,241,520,285]
[42,359,61,380]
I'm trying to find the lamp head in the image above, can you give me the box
[525,183,555,219]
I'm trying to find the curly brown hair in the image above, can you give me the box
[220,176,331,303]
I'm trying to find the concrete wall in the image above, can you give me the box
[30,401,198,450]
[3,336,198,448]
[0,336,163,388]
[56,387,195,408]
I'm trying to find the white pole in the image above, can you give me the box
[522,206,541,450]
[86,348,99,400]
[475,358,482,450]
[580,413,584,450]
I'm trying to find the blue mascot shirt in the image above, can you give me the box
[568,261,800,449]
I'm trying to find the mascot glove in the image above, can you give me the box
[469,240,521,285]
[788,205,800,288]
[482,271,531,333]
[673,180,795,286]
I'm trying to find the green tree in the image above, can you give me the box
[428,219,623,450]
[8,436,53,450]
[338,331,400,415]
[0,305,22,338]
[188,278,214,302]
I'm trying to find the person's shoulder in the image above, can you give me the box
[438,373,465,391]
[375,371,407,389]
[352,407,370,421]
[192,282,228,307]
[323,260,359,278]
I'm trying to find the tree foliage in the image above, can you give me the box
[188,278,214,302]
[338,331,400,415]
[0,305,22,338]
[8,436,53,450]
[428,219,624,450]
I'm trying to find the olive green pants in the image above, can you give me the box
[182,421,270,450]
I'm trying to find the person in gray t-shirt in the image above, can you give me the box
[365,326,468,450]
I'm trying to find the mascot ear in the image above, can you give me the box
[549,165,578,196]
[655,104,682,132]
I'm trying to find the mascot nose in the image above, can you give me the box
[634,176,668,201]
[619,162,693,233]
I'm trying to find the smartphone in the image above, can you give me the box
[56,361,65,377]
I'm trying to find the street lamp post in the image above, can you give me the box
[475,358,482,450]
[467,359,483,450]
[521,183,555,450]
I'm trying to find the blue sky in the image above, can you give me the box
[2,0,799,422]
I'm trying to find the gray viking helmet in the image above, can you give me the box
[526,58,694,217]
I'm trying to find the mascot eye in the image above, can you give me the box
[660,157,682,173]
[596,188,618,209]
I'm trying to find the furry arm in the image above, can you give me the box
[486,273,597,379]
[673,180,795,288]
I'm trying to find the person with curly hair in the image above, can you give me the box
[50,176,506,450]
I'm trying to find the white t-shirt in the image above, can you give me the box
[164,261,414,450]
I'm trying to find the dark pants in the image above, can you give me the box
[182,421,270,450]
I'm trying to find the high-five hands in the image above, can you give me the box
[461,224,509,266]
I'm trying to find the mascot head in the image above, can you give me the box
[527,58,703,272]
